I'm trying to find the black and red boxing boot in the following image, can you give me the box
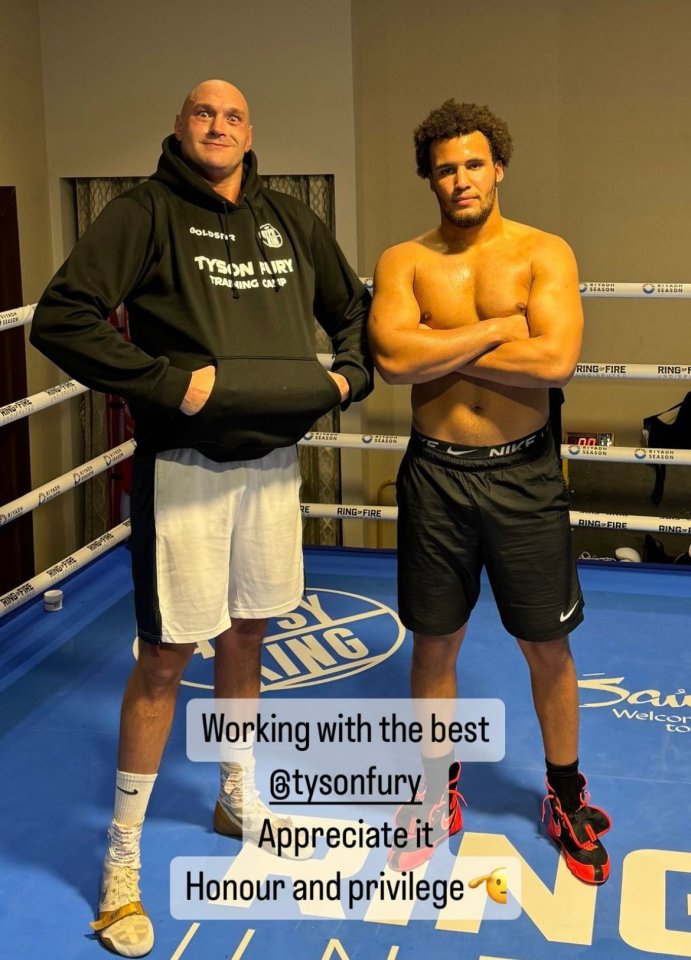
[543,776,611,884]
[388,760,465,872]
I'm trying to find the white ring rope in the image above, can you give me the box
[367,280,691,300]
[0,429,688,535]
[0,303,36,330]
[3,279,691,332]
[562,444,691,465]
[304,430,408,452]
[578,282,691,298]
[301,503,691,536]
[0,520,131,618]
[330,356,691,381]
[302,503,398,521]
[0,379,88,425]
[573,362,691,381]
[301,430,691,465]
[569,511,691,534]
[0,440,136,528]
[1,428,688,529]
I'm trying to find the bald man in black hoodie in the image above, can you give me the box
[32,79,372,957]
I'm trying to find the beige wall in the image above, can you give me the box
[558,0,691,446]
[38,0,358,264]
[0,0,81,572]
[353,0,691,545]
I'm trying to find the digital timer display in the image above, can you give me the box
[565,432,614,447]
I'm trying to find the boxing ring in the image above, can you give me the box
[1,286,690,960]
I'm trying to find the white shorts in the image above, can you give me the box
[130,446,303,644]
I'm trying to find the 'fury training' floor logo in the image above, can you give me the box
[173,588,404,691]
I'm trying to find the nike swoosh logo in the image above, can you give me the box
[446,448,479,457]
[116,786,139,796]
[559,600,580,623]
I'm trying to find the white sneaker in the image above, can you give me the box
[214,758,311,859]
[91,860,154,957]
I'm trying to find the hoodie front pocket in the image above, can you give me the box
[200,356,340,429]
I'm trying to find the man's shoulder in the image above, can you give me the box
[503,218,574,255]
[377,231,439,268]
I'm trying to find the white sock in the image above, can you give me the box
[104,770,157,868]
[219,722,255,793]
[113,770,157,825]
[220,754,253,789]
[227,725,255,767]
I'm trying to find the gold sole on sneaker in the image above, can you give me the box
[91,902,154,957]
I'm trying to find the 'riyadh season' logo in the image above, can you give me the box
[131,588,405,690]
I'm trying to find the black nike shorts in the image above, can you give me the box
[396,424,584,640]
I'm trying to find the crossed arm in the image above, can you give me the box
[368,244,528,385]
[459,236,583,388]
[368,236,582,389]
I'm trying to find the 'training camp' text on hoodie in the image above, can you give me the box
[31,137,373,462]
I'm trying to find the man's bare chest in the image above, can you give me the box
[413,251,532,327]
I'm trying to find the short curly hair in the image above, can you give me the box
[414,100,513,179]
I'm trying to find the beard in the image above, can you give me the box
[441,181,497,229]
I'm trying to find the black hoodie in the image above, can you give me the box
[31,136,372,462]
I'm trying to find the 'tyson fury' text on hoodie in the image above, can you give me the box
[31,137,373,462]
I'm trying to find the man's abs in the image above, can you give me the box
[412,375,549,445]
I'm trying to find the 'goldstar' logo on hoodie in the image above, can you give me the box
[259,223,284,249]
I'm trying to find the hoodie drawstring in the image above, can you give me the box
[219,205,240,300]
